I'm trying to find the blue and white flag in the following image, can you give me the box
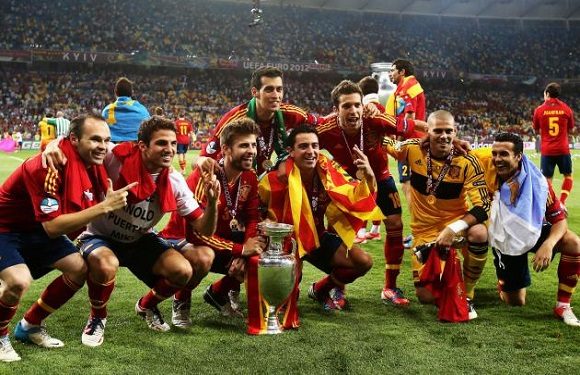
[489,155,547,256]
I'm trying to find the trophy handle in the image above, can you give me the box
[289,238,297,256]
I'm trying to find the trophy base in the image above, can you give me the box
[264,315,283,335]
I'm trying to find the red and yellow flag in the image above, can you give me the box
[385,75,424,117]
[259,155,385,257]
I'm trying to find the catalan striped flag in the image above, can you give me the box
[259,154,385,258]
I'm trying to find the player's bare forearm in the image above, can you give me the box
[42,204,109,238]
[191,201,218,236]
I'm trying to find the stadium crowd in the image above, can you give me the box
[1,0,579,78]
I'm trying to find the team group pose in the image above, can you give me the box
[0,66,578,363]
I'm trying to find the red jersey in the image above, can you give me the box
[387,75,426,138]
[200,101,317,175]
[533,98,574,156]
[317,112,415,181]
[159,167,260,257]
[175,118,193,145]
[0,154,102,233]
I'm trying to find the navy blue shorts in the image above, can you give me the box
[0,232,78,279]
[303,232,344,274]
[376,177,402,216]
[397,160,411,183]
[492,223,553,292]
[77,232,172,288]
[540,154,572,177]
[177,143,189,154]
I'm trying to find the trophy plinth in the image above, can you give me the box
[257,222,296,334]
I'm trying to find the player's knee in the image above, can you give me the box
[385,215,403,231]
[501,290,526,306]
[168,260,193,287]
[352,250,373,274]
[467,223,488,243]
[88,254,119,282]
[4,276,32,303]
[192,246,214,274]
[560,230,580,255]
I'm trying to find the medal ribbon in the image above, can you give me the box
[217,161,241,222]
[425,146,455,196]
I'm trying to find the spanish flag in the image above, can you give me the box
[385,75,424,117]
[258,154,385,258]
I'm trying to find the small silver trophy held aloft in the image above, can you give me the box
[257,222,296,334]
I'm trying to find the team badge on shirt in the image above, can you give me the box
[40,197,59,214]
[206,141,217,154]
[83,190,94,201]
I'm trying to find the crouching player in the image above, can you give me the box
[478,133,580,326]
[159,118,265,328]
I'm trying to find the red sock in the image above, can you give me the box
[140,279,181,309]
[24,275,82,325]
[314,275,337,296]
[0,298,19,336]
[211,275,241,298]
[557,253,580,304]
[87,276,115,319]
[174,287,193,303]
[560,177,573,205]
[384,228,404,289]
[332,267,359,285]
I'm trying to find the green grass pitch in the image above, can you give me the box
[0,149,579,374]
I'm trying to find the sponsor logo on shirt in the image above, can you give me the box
[40,197,59,214]
[83,190,94,201]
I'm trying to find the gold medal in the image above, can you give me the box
[356,169,365,180]
[230,218,239,231]
[262,159,273,170]
[426,195,436,204]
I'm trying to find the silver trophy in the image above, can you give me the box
[257,222,296,334]
[370,62,397,106]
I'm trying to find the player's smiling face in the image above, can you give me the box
[223,134,257,171]
[139,129,177,173]
[335,93,363,135]
[252,76,283,114]
[73,117,111,166]
[428,116,456,158]
[290,132,319,171]
[492,141,521,180]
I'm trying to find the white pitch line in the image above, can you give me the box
[7,156,25,162]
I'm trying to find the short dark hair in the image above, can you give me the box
[357,76,379,96]
[153,106,164,116]
[286,124,318,148]
[69,113,107,139]
[494,132,523,155]
[115,77,133,97]
[138,116,176,145]
[331,80,362,107]
[545,82,561,99]
[250,67,283,90]
[219,118,261,147]
[392,59,414,77]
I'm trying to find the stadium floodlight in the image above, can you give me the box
[370,62,397,107]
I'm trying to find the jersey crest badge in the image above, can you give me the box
[206,141,217,154]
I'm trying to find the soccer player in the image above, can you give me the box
[387,59,426,248]
[483,133,579,327]
[196,67,317,176]
[259,125,384,315]
[59,116,219,347]
[317,79,424,306]
[158,118,264,329]
[38,113,56,151]
[175,112,194,175]
[102,77,150,143]
[532,82,575,206]
[0,114,134,362]
[383,110,490,319]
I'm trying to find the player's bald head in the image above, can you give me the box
[427,110,455,129]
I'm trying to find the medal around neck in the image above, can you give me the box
[257,222,297,334]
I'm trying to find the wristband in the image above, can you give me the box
[447,219,468,234]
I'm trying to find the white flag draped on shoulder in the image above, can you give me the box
[489,155,548,256]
